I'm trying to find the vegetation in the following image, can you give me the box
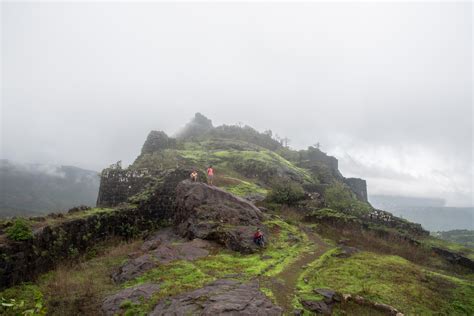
[296,250,474,315]
[267,180,305,205]
[6,218,33,241]
[325,183,372,215]
[433,230,474,249]
[116,218,311,315]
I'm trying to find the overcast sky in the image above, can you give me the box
[1,2,472,206]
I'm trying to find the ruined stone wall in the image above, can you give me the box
[96,168,154,207]
[344,177,368,202]
[0,206,163,289]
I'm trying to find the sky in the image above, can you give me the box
[1,2,472,206]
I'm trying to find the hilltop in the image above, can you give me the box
[1,113,473,315]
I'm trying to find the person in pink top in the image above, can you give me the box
[207,165,214,185]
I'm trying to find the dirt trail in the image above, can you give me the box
[262,228,330,314]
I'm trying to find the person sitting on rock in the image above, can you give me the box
[207,165,214,185]
[253,228,265,247]
[190,170,198,182]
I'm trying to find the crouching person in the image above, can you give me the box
[253,228,265,247]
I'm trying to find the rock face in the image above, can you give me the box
[141,131,176,154]
[174,180,265,253]
[343,177,368,202]
[431,247,474,271]
[150,279,282,316]
[102,283,160,316]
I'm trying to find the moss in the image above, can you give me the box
[222,178,268,197]
[296,250,474,315]
[307,208,358,222]
[260,287,276,302]
[5,218,33,241]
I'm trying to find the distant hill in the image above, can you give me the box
[0,160,99,217]
[370,194,474,231]
[433,230,474,249]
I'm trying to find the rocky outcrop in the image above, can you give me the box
[102,283,160,316]
[141,131,176,154]
[150,279,282,316]
[174,180,265,253]
[112,229,215,283]
[431,247,474,271]
[343,177,368,202]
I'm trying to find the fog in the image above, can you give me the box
[1,2,472,206]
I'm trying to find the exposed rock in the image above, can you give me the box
[432,247,474,271]
[334,245,360,258]
[301,300,332,315]
[150,279,282,316]
[102,283,160,316]
[113,230,215,282]
[314,288,340,303]
[151,238,212,264]
[174,180,265,253]
[141,130,176,154]
[112,254,157,283]
[344,294,403,315]
[343,177,368,202]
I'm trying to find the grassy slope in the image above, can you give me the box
[131,138,316,199]
[296,249,474,315]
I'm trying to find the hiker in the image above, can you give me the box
[253,228,265,247]
[190,170,198,182]
[207,165,214,185]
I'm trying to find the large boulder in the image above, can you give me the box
[150,279,282,316]
[174,180,265,253]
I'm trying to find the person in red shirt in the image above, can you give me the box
[253,228,265,247]
[207,165,214,185]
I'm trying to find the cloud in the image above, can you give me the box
[1,2,472,206]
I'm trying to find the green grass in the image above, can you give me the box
[0,283,47,315]
[295,249,474,315]
[120,218,311,314]
[221,178,268,197]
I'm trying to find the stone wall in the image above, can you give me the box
[0,206,163,289]
[96,168,154,207]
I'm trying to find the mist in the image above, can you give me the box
[1,2,472,206]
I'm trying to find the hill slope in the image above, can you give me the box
[0,160,99,217]
[1,114,473,315]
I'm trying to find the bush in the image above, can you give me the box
[325,183,372,215]
[6,218,33,241]
[267,179,305,205]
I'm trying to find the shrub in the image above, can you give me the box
[267,179,305,205]
[6,218,33,241]
[325,183,372,215]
